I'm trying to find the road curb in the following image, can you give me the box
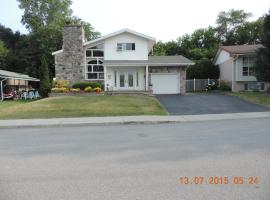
[0,112,270,129]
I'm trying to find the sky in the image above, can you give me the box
[0,0,269,42]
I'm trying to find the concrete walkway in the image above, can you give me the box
[1,111,270,128]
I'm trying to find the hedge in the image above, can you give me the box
[72,82,101,90]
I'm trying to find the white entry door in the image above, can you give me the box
[118,70,136,90]
[151,73,180,94]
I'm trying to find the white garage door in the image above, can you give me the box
[151,73,180,94]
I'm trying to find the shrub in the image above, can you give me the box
[218,80,231,91]
[70,88,80,92]
[84,86,92,92]
[52,79,69,88]
[72,82,101,90]
[39,55,51,97]
[94,87,102,93]
[51,87,69,93]
[187,58,220,79]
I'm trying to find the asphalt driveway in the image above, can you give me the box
[156,93,270,115]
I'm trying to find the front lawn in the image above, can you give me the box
[0,95,167,119]
[226,92,270,107]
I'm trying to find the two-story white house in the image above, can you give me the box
[214,44,269,92]
[52,25,194,94]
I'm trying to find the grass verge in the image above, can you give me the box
[0,95,168,119]
[225,91,270,107]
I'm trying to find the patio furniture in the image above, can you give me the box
[21,91,28,100]
[28,91,35,99]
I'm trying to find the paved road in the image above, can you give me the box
[156,93,270,115]
[0,119,270,200]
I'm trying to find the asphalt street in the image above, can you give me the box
[0,118,270,200]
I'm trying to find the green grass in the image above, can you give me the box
[0,95,167,119]
[226,91,270,107]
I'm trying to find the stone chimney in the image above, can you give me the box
[55,24,85,84]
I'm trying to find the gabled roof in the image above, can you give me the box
[0,70,40,81]
[83,28,156,46]
[220,44,263,55]
[213,44,264,64]
[103,55,194,66]
[52,28,156,55]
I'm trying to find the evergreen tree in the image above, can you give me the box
[38,55,51,97]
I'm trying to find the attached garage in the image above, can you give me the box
[151,73,180,94]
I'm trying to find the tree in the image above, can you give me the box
[17,0,100,79]
[255,11,270,83]
[0,40,9,68]
[39,55,51,97]
[152,40,179,56]
[178,27,220,60]
[187,58,219,79]
[18,0,73,32]
[235,19,263,44]
[216,9,252,44]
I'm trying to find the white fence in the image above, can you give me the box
[186,78,220,92]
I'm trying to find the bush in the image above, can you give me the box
[94,87,102,93]
[52,79,69,88]
[218,80,231,91]
[72,82,101,90]
[84,86,92,92]
[51,87,69,93]
[70,88,80,92]
[187,58,220,79]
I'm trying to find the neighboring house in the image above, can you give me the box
[214,44,269,92]
[52,25,194,94]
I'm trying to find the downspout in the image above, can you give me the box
[232,55,239,92]
[0,78,7,101]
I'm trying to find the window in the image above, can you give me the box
[117,43,135,51]
[244,82,265,91]
[242,57,255,76]
[136,72,139,87]
[261,83,265,90]
[85,44,104,80]
[244,83,248,90]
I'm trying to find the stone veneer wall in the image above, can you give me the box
[55,25,85,85]
[149,66,187,94]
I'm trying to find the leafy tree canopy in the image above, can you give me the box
[255,10,270,82]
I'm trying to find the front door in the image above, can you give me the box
[118,71,136,90]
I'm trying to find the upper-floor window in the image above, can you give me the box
[86,43,104,58]
[242,57,255,76]
[117,43,135,51]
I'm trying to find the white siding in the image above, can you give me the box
[219,58,233,82]
[215,50,230,65]
[105,66,145,91]
[104,32,149,60]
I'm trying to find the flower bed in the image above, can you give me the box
[50,80,103,96]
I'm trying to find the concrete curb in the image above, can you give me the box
[1,111,270,129]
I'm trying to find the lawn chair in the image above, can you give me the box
[28,91,35,99]
[21,91,28,100]
[34,90,40,99]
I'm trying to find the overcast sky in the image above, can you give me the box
[0,0,269,41]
